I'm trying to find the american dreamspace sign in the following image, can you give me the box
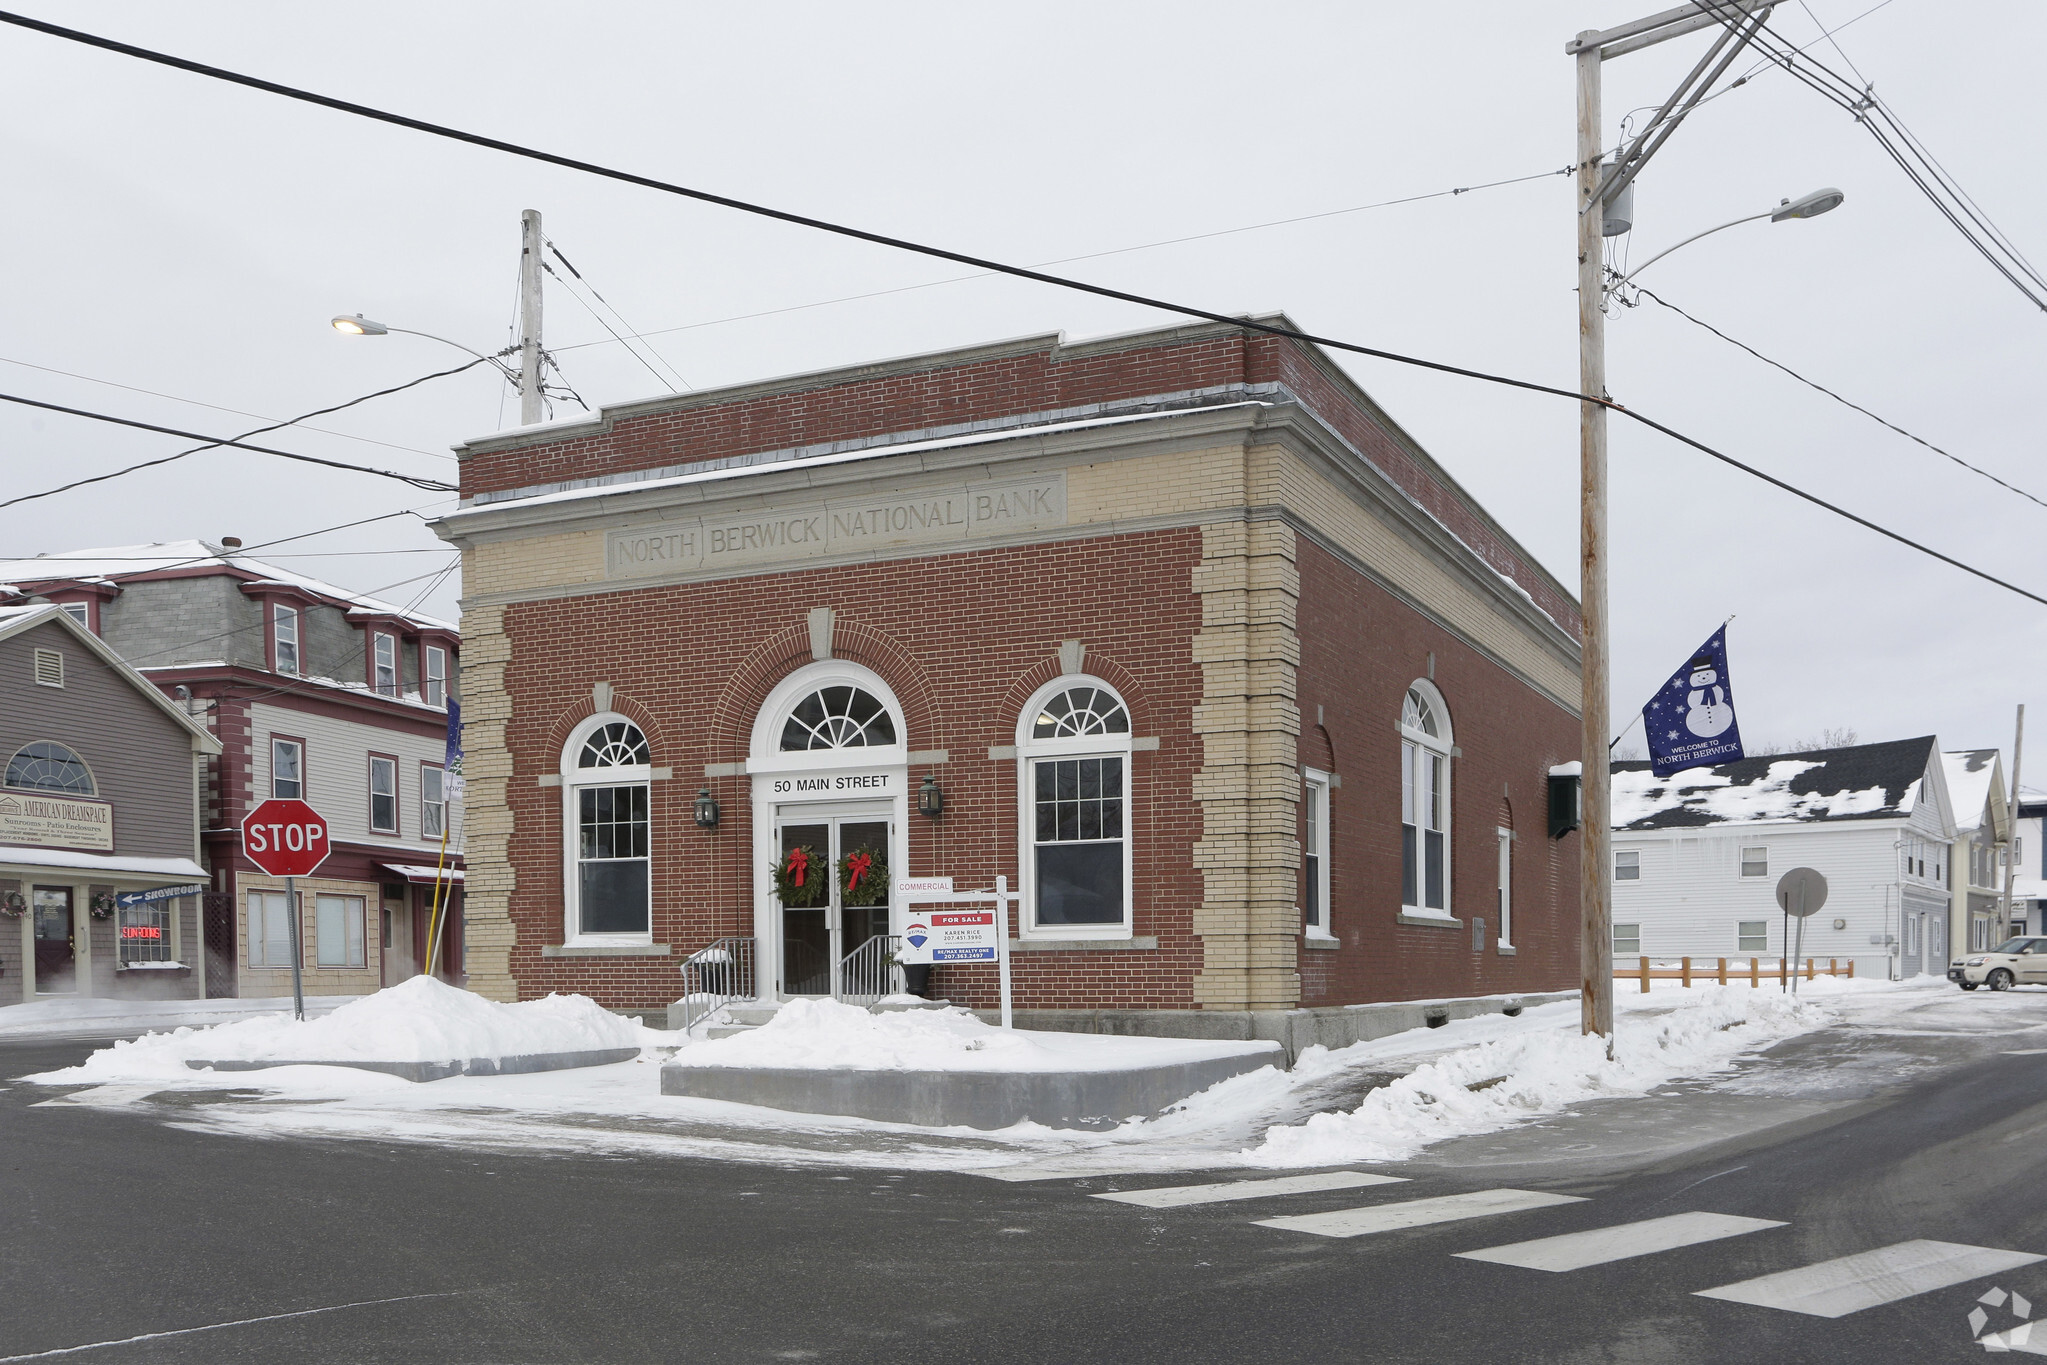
[0,790,114,851]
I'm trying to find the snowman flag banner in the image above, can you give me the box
[1643,625,1745,778]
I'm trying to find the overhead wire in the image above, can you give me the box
[1623,281,2047,513]
[543,237,691,389]
[5,10,2046,611]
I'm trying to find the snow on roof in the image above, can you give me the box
[1941,749,2001,831]
[0,540,452,632]
[0,847,207,879]
[1612,737,1937,832]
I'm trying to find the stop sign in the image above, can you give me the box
[242,798,332,878]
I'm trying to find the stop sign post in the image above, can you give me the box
[242,799,331,1019]
[1775,867,1830,996]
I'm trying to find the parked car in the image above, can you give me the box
[1949,937,2047,990]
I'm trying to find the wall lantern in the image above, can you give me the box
[693,788,720,830]
[917,776,945,819]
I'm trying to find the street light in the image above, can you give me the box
[1608,187,1846,290]
[330,314,515,379]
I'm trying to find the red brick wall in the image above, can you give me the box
[1293,537,1582,1004]
[462,327,1579,636]
[499,528,1209,1012]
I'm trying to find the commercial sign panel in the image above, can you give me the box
[0,791,114,851]
[766,770,897,798]
[606,473,1067,581]
[898,908,1000,964]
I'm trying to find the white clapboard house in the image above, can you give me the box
[1610,737,1956,981]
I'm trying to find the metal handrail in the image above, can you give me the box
[836,934,902,1008]
[675,936,757,1033]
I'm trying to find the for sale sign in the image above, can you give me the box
[897,908,999,964]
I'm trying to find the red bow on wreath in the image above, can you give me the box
[784,847,810,888]
[845,851,873,895]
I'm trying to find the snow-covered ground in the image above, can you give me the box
[0,992,363,1038]
[12,974,2005,1176]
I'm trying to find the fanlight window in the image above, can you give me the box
[1031,686,1130,740]
[578,722,650,770]
[1402,687,1440,737]
[780,686,897,751]
[6,741,94,795]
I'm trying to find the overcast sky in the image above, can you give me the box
[3,2,2042,775]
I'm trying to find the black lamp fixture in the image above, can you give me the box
[917,775,944,819]
[693,788,720,830]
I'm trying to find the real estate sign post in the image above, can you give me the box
[895,875,1017,1028]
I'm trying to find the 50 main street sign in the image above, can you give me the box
[241,797,331,1017]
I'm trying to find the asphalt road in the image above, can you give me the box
[4,1020,2046,1364]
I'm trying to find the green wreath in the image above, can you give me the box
[771,845,827,907]
[838,846,888,908]
[0,890,25,919]
[89,892,118,919]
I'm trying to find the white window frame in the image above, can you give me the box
[372,632,398,697]
[274,605,300,676]
[1496,826,1514,949]
[561,711,654,946]
[1304,769,1333,940]
[368,754,399,835]
[1740,846,1768,878]
[1737,919,1769,953]
[118,895,176,966]
[315,893,367,967]
[1613,922,1641,957]
[1399,680,1453,918]
[270,737,304,800]
[423,644,447,708]
[1614,849,1641,881]
[248,889,297,967]
[422,762,446,841]
[1016,676,1135,941]
[59,602,90,630]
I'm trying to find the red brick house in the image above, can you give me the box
[433,316,1583,1039]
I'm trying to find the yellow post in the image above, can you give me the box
[423,806,454,978]
[1640,955,1651,993]
[1681,956,1692,988]
[1750,957,1759,987]
[1717,957,1727,986]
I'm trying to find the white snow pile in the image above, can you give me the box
[1244,985,1827,1167]
[27,976,662,1085]
[679,997,1275,1073]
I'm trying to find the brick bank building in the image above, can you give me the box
[434,316,1584,1034]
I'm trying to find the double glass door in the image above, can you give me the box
[776,812,890,996]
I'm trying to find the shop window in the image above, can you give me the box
[1615,849,1640,881]
[315,894,367,967]
[1613,922,1641,957]
[1400,682,1452,915]
[1303,770,1331,938]
[6,740,95,795]
[1741,847,1768,878]
[422,763,447,840]
[274,605,300,676]
[119,895,174,966]
[564,717,652,941]
[424,645,447,708]
[373,632,398,697]
[248,890,297,967]
[271,738,304,799]
[779,686,897,750]
[1737,920,1769,953]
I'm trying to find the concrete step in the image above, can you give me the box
[722,1003,783,1027]
[703,1024,755,1040]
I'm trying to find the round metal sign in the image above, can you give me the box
[1775,867,1829,918]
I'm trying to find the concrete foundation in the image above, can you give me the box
[661,1044,1281,1130]
[187,1046,642,1083]
[978,992,1577,1064]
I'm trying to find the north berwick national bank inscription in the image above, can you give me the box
[605,474,1066,580]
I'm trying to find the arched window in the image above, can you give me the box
[563,716,652,942]
[6,741,95,795]
[1400,682,1453,915]
[779,685,898,750]
[1017,680,1134,937]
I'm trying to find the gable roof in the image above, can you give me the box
[0,540,453,632]
[1612,736,1939,832]
[1941,749,2004,834]
[0,605,223,754]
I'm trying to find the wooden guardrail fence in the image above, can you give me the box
[1616,956,1854,992]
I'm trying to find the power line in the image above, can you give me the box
[543,237,691,388]
[0,354,454,461]
[1625,281,2047,514]
[7,11,2047,613]
[0,390,461,503]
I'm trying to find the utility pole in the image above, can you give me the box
[519,208,544,425]
[1567,2,1773,1039]
[2002,703,2025,939]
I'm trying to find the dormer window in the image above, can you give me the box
[372,632,398,697]
[59,602,90,631]
[274,605,300,676]
[424,644,447,708]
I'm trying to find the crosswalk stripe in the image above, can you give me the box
[1256,1188,1585,1239]
[1455,1211,1786,1271]
[1094,1171,1406,1208]
[1695,1239,2045,1318]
